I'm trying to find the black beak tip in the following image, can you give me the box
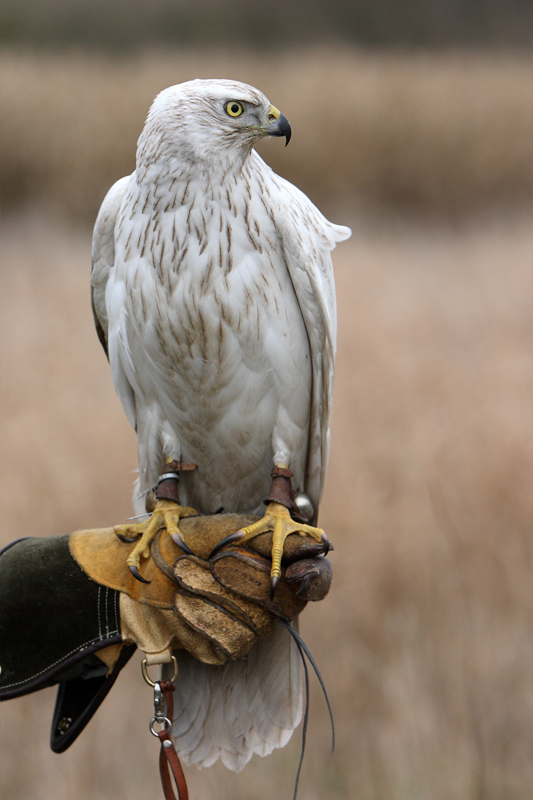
[268,113,291,146]
[281,114,292,146]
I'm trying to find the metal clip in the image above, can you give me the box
[141,656,178,688]
[149,682,172,737]
[141,656,178,737]
[153,682,166,717]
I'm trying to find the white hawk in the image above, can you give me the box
[91,79,350,770]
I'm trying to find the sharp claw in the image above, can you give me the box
[270,575,279,599]
[171,533,194,554]
[115,533,139,544]
[128,564,151,584]
[209,530,245,559]
[321,533,331,555]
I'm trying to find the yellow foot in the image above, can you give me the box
[209,502,329,597]
[114,499,197,583]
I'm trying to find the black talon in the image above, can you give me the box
[171,533,194,555]
[208,530,245,559]
[116,533,139,544]
[128,564,151,584]
[270,575,279,600]
[321,533,331,556]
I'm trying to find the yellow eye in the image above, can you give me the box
[226,101,244,117]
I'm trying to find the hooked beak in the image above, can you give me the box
[266,105,292,146]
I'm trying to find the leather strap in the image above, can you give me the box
[264,469,308,524]
[157,680,189,800]
[270,466,293,479]
[162,461,197,473]
[155,478,181,504]
[155,462,197,504]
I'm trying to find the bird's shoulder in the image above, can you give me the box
[247,151,351,251]
[92,175,133,273]
[91,175,133,357]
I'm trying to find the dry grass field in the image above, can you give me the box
[1,48,531,219]
[0,46,532,800]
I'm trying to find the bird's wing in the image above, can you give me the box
[90,175,131,357]
[258,154,351,515]
[91,175,138,429]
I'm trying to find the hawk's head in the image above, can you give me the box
[137,79,291,172]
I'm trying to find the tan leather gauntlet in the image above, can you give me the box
[70,512,332,666]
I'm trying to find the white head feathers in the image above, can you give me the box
[137,79,275,171]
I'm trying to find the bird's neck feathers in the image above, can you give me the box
[136,110,254,187]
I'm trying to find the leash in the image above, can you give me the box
[142,657,189,800]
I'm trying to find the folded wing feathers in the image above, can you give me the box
[90,175,131,345]
[264,165,350,512]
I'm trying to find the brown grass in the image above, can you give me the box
[0,207,531,799]
[1,47,531,220]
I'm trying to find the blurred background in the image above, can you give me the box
[0,2,531,799]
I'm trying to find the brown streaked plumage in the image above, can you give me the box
[91,78,350,773]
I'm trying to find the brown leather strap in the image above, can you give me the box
[155,478,181,503]
[270,465,293,479]
[156,462,197,503]
[158,730,189,800]
[157,680,189,800]
[163,461,197,473]
[160,680,176,717]
[264,470,308,523]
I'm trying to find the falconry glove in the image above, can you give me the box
[0,512,331,751]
